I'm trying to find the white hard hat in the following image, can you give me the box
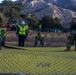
[21,21,25,25]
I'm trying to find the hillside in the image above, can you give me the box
[17,0,76,27]
[53,0,76,12]
[17,0,76,13]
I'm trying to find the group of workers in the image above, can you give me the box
[0,20,44,49]
[16,20,44,47]
[0,18,76,51]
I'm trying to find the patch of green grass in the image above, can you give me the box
[0,47,76,75]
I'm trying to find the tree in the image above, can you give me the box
[26,15,39,30]
[41,15,54,29]
[41,15,63,30]
[0,0,22,22]
[54,17,63,29]
[0,12,7,27]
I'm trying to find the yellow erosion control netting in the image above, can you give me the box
[0,47,76,75]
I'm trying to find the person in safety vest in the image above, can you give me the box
[38,23,42,32]
[0,25,11,49]
[25,22,29,46]
[16,21,28,47]
[65,17,76,51]
[34,31,44,47]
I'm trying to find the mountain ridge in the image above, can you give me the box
[17,0,76,27]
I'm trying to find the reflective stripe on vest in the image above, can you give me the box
[19,26,27,35]
[3,32,7,37]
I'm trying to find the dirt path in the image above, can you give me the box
[5,31,69,47]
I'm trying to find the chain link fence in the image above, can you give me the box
[0,47,76,75]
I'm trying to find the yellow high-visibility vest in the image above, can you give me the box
[26,25,28,29]
[3,32,8,37]
[19,26,27,35]
[0,27,7,37]
[0,30,2,36]
[39,24,42,28]
[36,34,44,40]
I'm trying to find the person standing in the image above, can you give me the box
[16,21,28,47]
[25,23,29,46]
[38,23,42,32]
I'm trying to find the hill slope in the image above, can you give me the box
[53,0,76,12]
[17,0,76,27]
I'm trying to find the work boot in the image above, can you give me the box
[64,46,70,51]
[75,41,76,51]
[34,43,36,47]
[64,49,70,51]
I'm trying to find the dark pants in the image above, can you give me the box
[34,37,44,47]
[38,28,42,32]
[0,36,2,50]
[18,35,26,47]
[2,37,5,47]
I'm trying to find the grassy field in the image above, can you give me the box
[0,47,76,75]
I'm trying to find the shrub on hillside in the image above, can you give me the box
[41,15,63,31]
[0,12,7,27]
[26,15,39,30]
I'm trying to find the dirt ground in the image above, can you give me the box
[5,31,69,47]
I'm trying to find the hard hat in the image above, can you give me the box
[7,24,12,28]
[21,21,25,25]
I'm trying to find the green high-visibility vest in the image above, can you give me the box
[0,30,2,36]
[19,26,27,35]
[3,32,7,37]
[39,24,42,28]
[36,34,44,40]
[26,25,28,29]
[0,29,7,37]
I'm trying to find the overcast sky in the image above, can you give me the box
[0,0,17,3]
